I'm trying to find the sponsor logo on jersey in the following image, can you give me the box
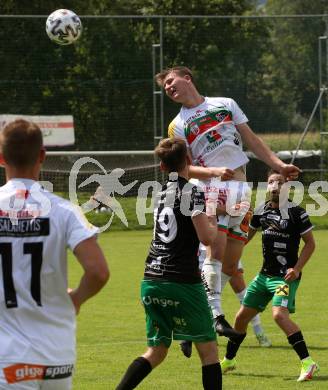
[190,122,199,135]
[263,230,289,238]
[142,295,180,307]
[276,255,287,265]
[279,219,288,229]
[215,112,228,122]
[0,209,42,218]
[206,129,222,143]
[3,363,74,383]
[0,217,49,237]
[233,132,241,145]
[267,214,280,221]
[281,298,289,307]
[274,242,287,249]
[184,109,232,145]
[202,138,224,154]
[173,316,187,326]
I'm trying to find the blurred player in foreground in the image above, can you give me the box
[116,137,222,390]
[220,171,319,382]
[0,120,109,389]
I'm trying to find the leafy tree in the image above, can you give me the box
[0,0,325,150]
[261,0,327,132]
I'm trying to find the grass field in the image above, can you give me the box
[69,230,327,390]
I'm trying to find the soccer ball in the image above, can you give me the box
[46,9,82,45]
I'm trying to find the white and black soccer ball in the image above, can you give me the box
[46,9,82,45]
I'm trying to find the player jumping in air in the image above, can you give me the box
[155,66,300,338]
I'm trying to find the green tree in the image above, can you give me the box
[261,0,327,132]
[130,1,270,134]
[3,0,324,149]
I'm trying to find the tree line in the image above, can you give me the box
[0,0,327,150]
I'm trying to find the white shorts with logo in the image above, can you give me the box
[0,363,73,390]
[199,178,252,242]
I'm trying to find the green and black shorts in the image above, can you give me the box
[141,279,216,348]
[243,273,300,313]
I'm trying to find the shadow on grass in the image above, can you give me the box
[246,345,328,351]
[230,372,326,382]
[308,376,328,381]
[230,372,294,379]
[283,376,327,382]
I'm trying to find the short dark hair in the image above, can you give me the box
[267,169,287,184]
[155,66,194,87]
[0,119,43,167]
[267,169,281,178]
[154,137,187,172]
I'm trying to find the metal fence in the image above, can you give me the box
[0,14,328,181]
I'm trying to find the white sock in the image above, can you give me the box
[202,258,223,318]
[236,288,246,304]
[251,314,262,331]
[221,272,231,291]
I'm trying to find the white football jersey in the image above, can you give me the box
[0,179,98,365]
[168,97,249,170]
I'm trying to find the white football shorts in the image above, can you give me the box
[0,362,73,390]
[199,178,252,242]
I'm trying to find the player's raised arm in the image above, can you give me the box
[189,165,235,181]
[247,204,262,242]
[171,142,235,181]
[236,122,300,180]
[69,236,109,314]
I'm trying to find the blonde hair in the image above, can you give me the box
[155,66,194,87]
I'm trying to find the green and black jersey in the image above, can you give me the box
[250,201,313,278]
[144,176,205,284]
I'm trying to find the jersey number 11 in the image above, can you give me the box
[0,242,43,308]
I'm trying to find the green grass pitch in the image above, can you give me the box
[69,230,327,389]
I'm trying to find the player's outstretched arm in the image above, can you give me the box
[69,236,110,314]
[284,230,315,282]
[236,122,300,180]
[186,149,234,180]
[189,165,234,181]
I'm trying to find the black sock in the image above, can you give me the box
[202,362,222,390]
[287,331,309,360]
[226,333,247,360]
[116,357,152,390]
